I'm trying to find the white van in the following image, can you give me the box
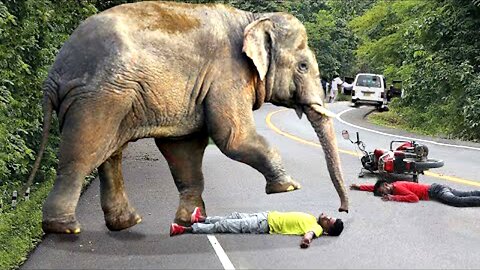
[351,73,387,108]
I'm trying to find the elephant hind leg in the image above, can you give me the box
[42,98,129,234]
[99,145,142,231]
[42,141,96,234]
[42,183,82,234]
[42,144,100,234]
[155,133,209,226]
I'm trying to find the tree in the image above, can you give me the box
[349,0,480,141]
[0,0,97,195]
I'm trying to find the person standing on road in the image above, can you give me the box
[350,180,480,207]
[325,81,330,102]
[170,208,344,249]
[329,74,344,103]
[321,77,328,98]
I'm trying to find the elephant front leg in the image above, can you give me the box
[99,147,142,231]
[222,133,301,194]
[206,111,301,194]
[155,134,209,226]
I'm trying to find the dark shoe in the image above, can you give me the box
[191,207,203,224]
[170,223,185,236]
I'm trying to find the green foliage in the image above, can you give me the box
[0,1,97,269]
[0,180,52,270]
[299,0,376,79]
[227,0,280,13]
[463,75,480,138]
[277,0,328,22]
[1,0,478,268]
[370,99,456,137]
[336,93,351,102]
[350,0,480,141]
[327,0,376,22]
[0,172,94,270]
[0,0,97,193]
[350,0,426,75]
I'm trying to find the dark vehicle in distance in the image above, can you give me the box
[387,80,403,101]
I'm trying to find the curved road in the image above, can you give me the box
[22,102,480,269]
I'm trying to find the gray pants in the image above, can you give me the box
[191,212,269,234]
[429,183,480,207]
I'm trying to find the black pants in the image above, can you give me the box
[429,183,480,207]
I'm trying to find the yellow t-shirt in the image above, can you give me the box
[267,211,323,237]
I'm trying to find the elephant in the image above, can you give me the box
[27,1,349,234]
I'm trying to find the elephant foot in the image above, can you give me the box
[266,177,302,194]
[174,193,205,226]
[42,217,81,234]
[174,206,205,226]
[105,208,142,231]
[174,215,190,227]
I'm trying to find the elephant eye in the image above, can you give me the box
[298,62,308,73]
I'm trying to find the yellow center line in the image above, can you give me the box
[265,109,480,187]
[423,171,480,187]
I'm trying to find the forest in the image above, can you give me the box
[0,0,479,268]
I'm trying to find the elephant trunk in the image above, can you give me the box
[304,104,349,213]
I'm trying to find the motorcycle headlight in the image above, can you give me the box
[415,145,429,159]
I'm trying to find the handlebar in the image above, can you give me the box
[343,130,369,156]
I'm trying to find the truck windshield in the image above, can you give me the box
[356,75,382,88]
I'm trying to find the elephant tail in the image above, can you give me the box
[23,94,54,198]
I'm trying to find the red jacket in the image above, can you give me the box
[358,181,431,203]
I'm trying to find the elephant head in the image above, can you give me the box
[242,13,349,212]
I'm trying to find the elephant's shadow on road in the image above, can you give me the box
[42,230,301,256]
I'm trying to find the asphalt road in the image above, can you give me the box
[22,102,480,269]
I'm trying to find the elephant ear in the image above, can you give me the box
[243,18,273,81]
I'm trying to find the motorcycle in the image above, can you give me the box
[341,130,444,182]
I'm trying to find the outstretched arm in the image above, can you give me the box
[300,231,315,249]
[350,183,374,192]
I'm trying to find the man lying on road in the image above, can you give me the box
[170,208,344,249]
[350,180,480,207]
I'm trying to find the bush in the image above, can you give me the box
[351,0,480,141]
[0,180,52,269]
[0,1,98,269]
[336,93,352,102]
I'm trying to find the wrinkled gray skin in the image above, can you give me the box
[29,1,349,234]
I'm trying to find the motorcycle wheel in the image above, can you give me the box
[414,159,444,170]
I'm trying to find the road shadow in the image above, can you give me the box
[38,229,297,256]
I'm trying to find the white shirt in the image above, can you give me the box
[331,77,344,91]
[343,82,353,88]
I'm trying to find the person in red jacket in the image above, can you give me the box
[350,180,480,207]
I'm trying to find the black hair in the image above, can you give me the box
[328,219,344,236]
[373,179,388,196]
